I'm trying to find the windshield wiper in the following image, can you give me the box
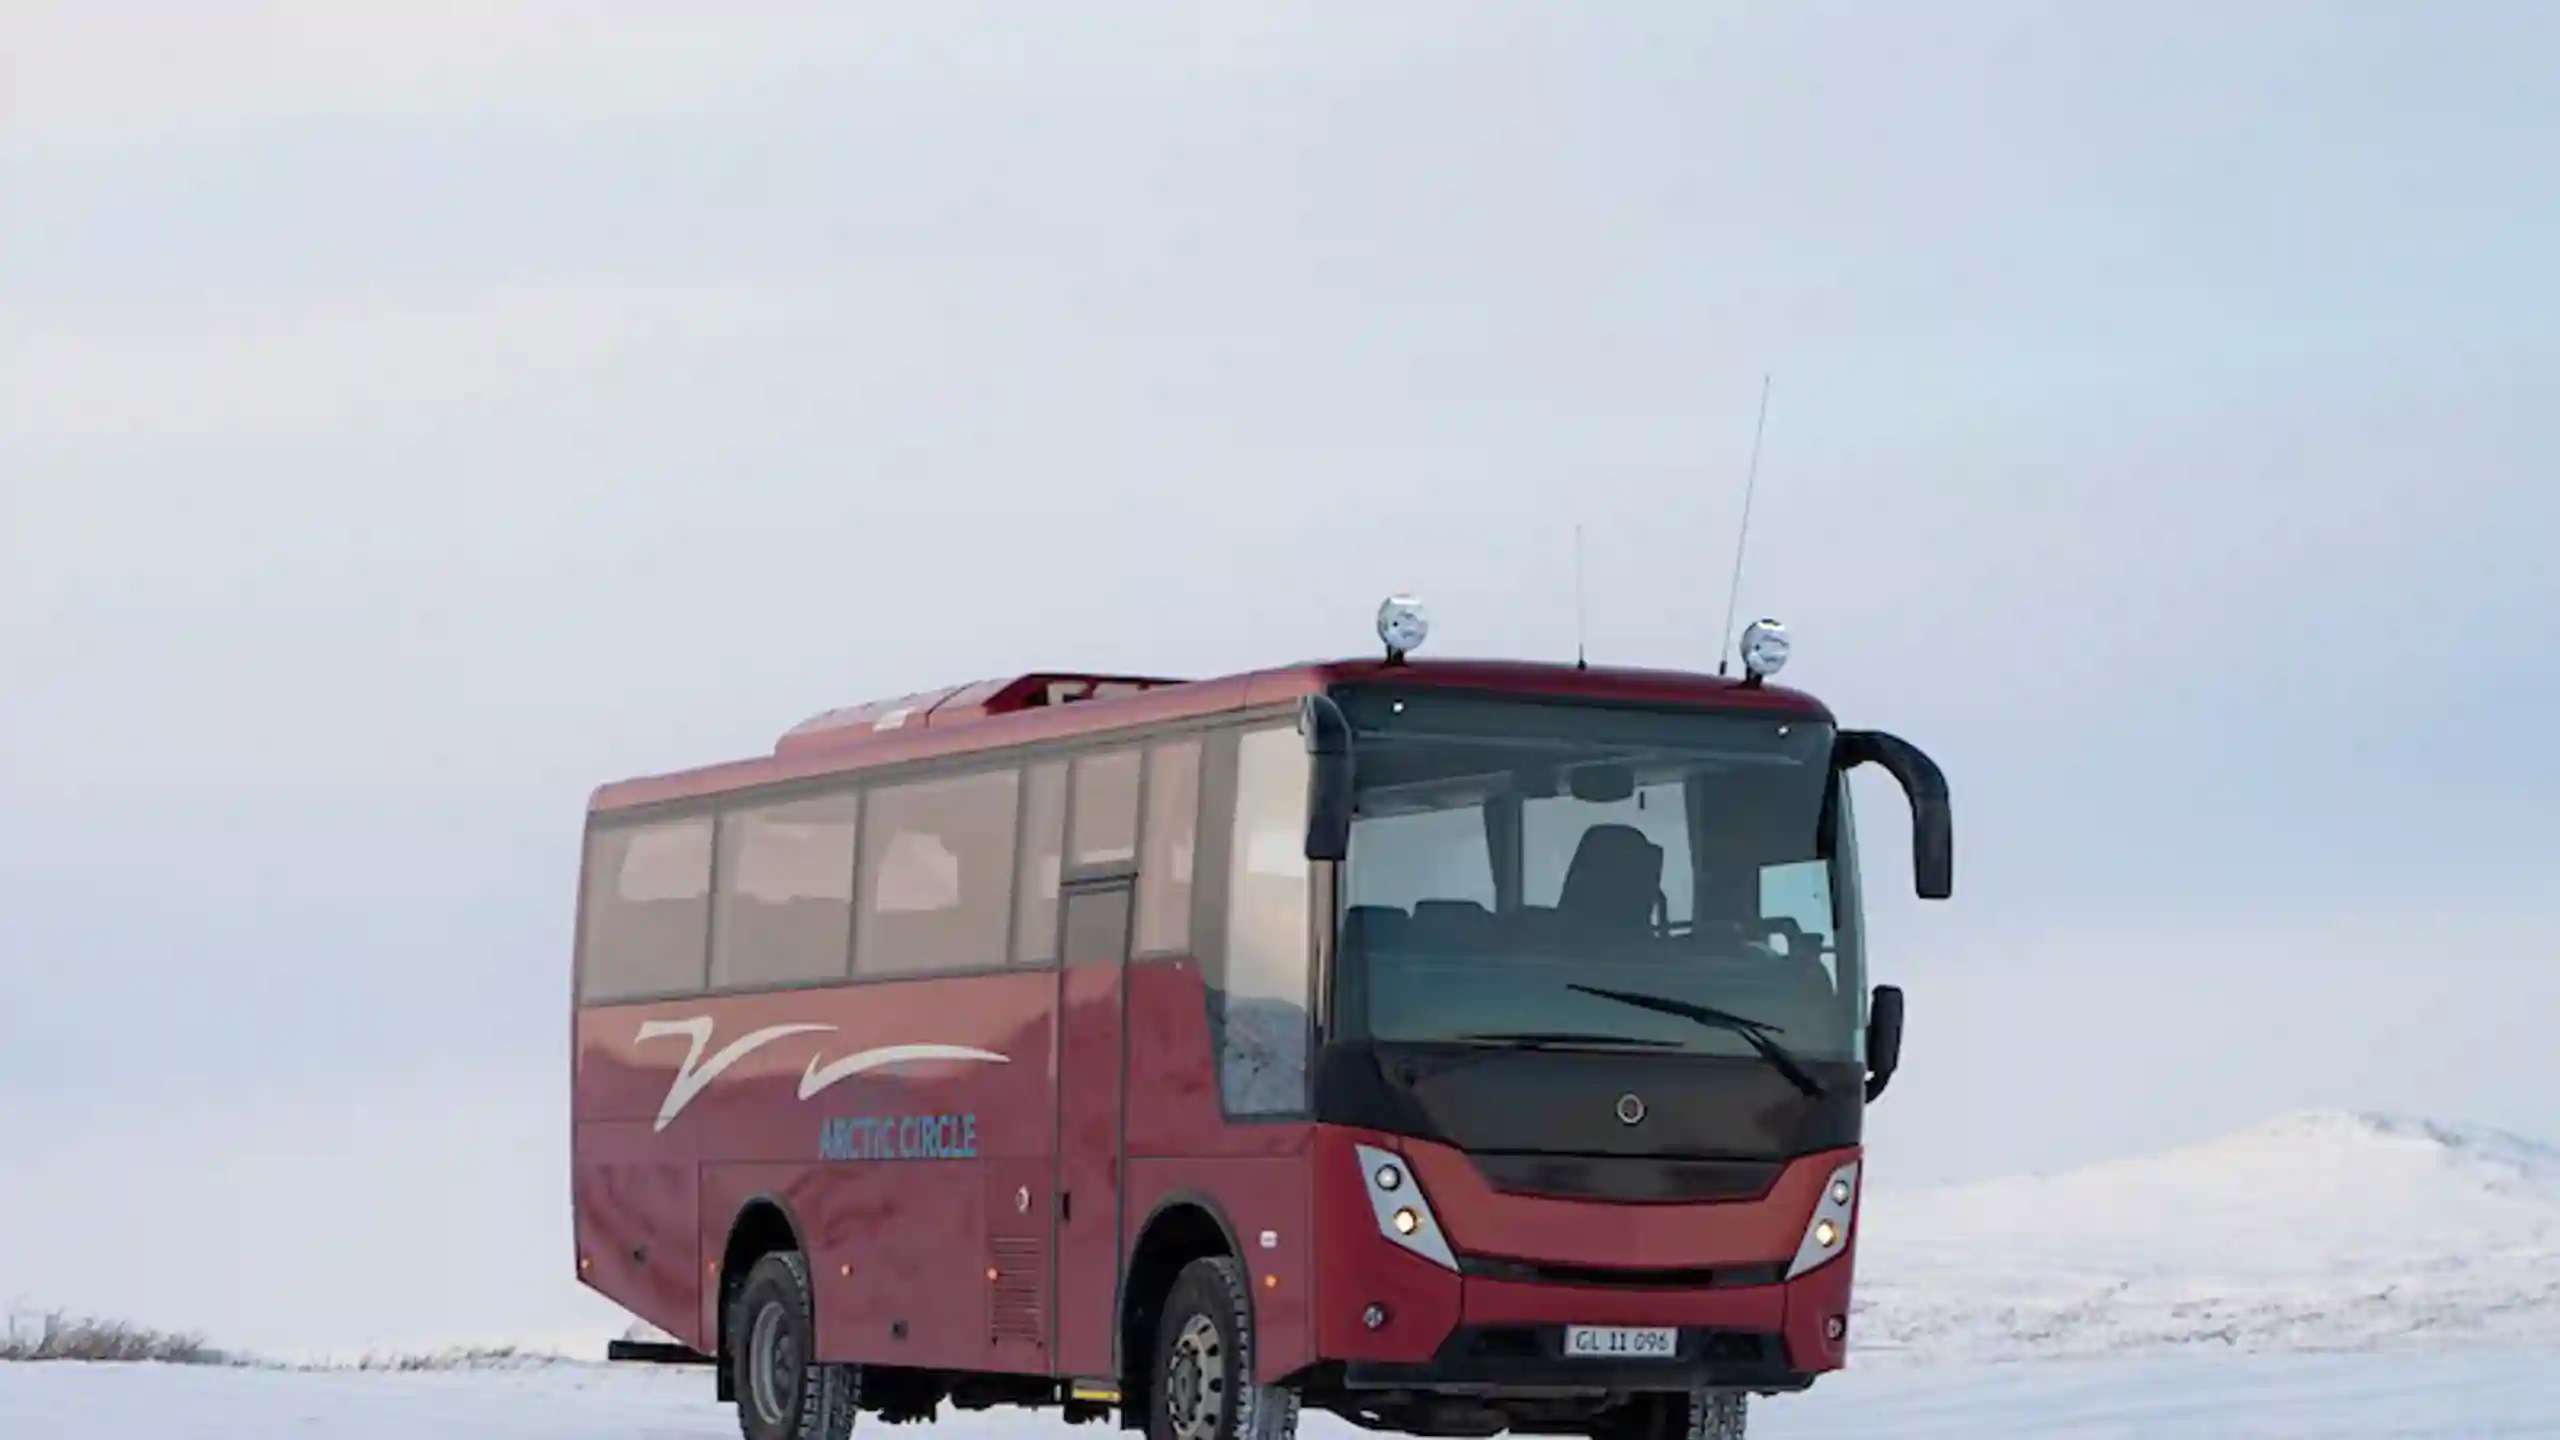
[1565,984,1827,1099]
[1396,1031,1677,1083]
[1455,1031,1681,1049]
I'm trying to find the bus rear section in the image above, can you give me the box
[568,632,1949,1440]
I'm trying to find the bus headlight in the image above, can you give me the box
[1356,1144,1455,1270]
[1785,1160,1858,1279]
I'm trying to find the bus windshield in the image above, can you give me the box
[1334,689,1865,1065]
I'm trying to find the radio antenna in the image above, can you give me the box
[1716,372,1773,676]
[1574,523,1589,669]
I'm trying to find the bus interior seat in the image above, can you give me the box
[1557,824,1666,934]
[1410,899,1498,948]
[1343,904,1412,952]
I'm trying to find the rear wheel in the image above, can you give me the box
[1595,1389,1747,1440]
[1147,1257,1299,1440]
[727,1251,857,1440]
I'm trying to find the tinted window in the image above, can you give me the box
[1013,760,1068,965]
[1136,739,1201,954]
[1069,748,1141,870]
[713,791,858,989]
[1337,692,1860,1062]
[579,816,713,1002]
[856,768,1020,977]
[1220,726,1311,1115]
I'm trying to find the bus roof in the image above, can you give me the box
[587,657,1831,815]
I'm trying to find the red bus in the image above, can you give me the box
[571,607,1951,1440]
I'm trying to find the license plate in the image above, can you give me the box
[1564,1326,1679,1359]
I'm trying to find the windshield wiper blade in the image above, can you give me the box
[1565,983,1827,1099]
[1396,1031,1678,1084]
[1454,1031,1681,1049]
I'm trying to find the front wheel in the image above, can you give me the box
[726,1251,858,1440]
[1696,1392,1747,1440]
[1596,1390,1748,1440]
[1148,1257,1300,1440]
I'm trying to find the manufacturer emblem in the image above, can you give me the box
[1615,1092,1647,1126]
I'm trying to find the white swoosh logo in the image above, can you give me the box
[635,1018,836,1133]
[799,1044,1010,1101]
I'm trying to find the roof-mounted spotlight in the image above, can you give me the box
[1377,595,1428,664]
[1738,618,1790,685]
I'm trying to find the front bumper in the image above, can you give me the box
[1311,1133,1861,1392]
[1339,1322,1808,1396]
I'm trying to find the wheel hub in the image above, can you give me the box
[748,1301,799,1425]
[1165,1314,1228,1440]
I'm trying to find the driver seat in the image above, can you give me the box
[1556,824,1665,936]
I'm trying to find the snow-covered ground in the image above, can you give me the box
[6,1348,2557,1438]
[5,1108,2558,1434]
[1852,1109,2560,1361]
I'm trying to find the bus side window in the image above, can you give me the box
[579,816,714,1002]
[1136,739,1201,955]
[1013,761,1068,965]
[1070,749,1141,871]
[856,768,1021,977]
[711,790,860,989]
[1218,725,1313,1117]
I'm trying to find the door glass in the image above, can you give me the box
[1064,887,1132,967]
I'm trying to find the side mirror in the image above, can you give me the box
[1835,730,1952,900]
[1301,693,1354,861]
[1864,984,1904,1102]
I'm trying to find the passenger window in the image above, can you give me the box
[1136,739,1201,954]
[1069,748,1141,870]
[712,791,859,989]
[579,816,714,1002]
[1219,726,1312,1116]
[856,768,1020,977]
[1013,760,1068,965]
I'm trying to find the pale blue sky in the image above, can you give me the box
[1,0,2555,1347]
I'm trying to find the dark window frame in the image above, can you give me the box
[572,706,1295,1008]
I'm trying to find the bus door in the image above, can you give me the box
[1054,879,1133,1382]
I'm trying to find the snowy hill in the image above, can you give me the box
[1853,1109,2560,1360]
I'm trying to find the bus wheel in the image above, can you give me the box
[1689,1391,1747,1440]
[726,1251,857,1440]
[1148,1257,1300,1440]
[1597,1389,1747,1440]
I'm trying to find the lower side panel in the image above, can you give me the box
[704,1160,1002,1375]
[574,1123,702,1352]
[1126,1150,1315,1386]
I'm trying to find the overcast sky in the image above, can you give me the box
[3,2,2554,1350]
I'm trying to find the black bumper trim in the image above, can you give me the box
[1336,1325,1809,1397]
[1453,1255,1789,1290]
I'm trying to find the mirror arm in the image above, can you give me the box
[1835,729,1954,900]
[1301,693,1355,861]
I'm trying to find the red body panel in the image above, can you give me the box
[1309,1126,1861,1377]
[575,970,1061,1370]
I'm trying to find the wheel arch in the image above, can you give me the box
[715,1192,812,1403]
[1119,1190,1246,1420]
